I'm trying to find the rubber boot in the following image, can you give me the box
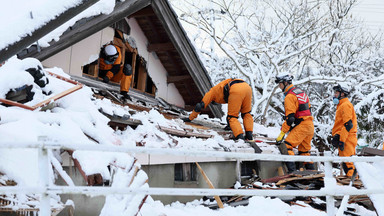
[234,134,245,140]
[245,131,253,140]
[285,162,296,173]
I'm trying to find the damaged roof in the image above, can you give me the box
[14,0,223,118]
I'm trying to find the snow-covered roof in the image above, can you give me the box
[2,0,223,118]
[0,0,116,62]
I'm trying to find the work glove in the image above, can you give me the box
[123,64,133,76]
[276,131,285,144]
[120,91,132,101]
[181,117,191,122]
[331,134,340,148]
[331,134,345,151]
[103,76,110,83]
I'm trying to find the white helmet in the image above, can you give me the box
[333,83,350,95]
[104,45,117,56]
[275,72,293,84]
[103,45,118,63]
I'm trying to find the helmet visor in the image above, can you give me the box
[333,85,342,92]
[105,55,118,64]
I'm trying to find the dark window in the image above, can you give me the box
[145,75,155,94]
[175,163,197,181]
[241,161,259,177]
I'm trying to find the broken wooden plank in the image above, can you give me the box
[135,195,149,216]
[101,89,124,104]
[246,141,262,153]
[196,162,224,209]
[276,173,325,186]
[359,147,384,156]
[32,85,82,109]
[0,98,35,110]
[261,174,294,183]
[158,125,213,139]
[98,108,142,130]
[0,71,83,110]
[336,177,363,188]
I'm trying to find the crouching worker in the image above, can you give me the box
[275,72,315,173]
[331,83,357,177]
[182,78,254,141]
[99,44,133,100]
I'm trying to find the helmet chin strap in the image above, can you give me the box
[337,92,345,99]
[282,82,288,92]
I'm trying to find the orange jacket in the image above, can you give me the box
[99,45,122,74]
[332,97,357,143]
[201,79,233,104]
[281,84,313,133]
[189,78,244,120]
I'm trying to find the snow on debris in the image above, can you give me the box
[355,161,384,215]
[0,0,116,50]
[1,57,377,215]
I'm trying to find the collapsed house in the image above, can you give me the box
[1,0,384,216]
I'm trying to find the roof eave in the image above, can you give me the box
[150,0,224,118]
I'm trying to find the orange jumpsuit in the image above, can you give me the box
[332,97,357,176]
[99,44,132,92]
[282,84,314,161]
[188,79,253,138]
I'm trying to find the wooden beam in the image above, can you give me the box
[21,0,151,61]
[195,162,224,209]
[167,75,191,83]
[0,71,83,110]
[0,0,100,63]
[145,15,161,43]
[360,147,384,156]
[147,42,174,52]
[129,6,154,18]
[157,125,213,139]
[32,85,82,109]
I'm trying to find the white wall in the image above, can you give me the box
[42,22,186,107]
[127,18,185,107]
[43,28,114,76]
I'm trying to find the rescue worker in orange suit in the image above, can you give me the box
[182,78,253,140]
[99,44,133,100]
[331,83,357,177]
[275,72,315,173]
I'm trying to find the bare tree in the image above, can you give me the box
[171,0,384,148]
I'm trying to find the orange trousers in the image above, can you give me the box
[285,119,314,164]
[227,82,253,137]
[106,70,132,92]
[339,133,357,176]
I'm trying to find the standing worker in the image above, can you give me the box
[99,44,133,100]
[331,83,357,177]
[182,78,253,141]
[275,72,315,173]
